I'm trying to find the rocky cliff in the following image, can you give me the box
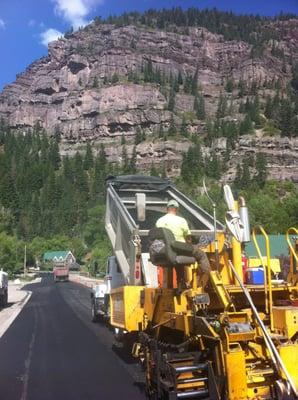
[0,15,298,181]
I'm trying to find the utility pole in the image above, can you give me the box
[23,245,27,276]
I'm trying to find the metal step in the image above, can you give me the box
[177,388,209,399]
[174,364,207,374]
[177,377,208,385]
[168,356,196,363]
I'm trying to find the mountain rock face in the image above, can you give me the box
[0,18,298,181]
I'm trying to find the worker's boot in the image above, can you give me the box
[197,271,210,290]
[192,246,210,290]
[192,246,210,273]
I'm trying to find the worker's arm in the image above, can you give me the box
[182,218,192,243]
[185,235,192,244]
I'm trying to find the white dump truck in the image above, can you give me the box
[91,256,126,322]
[0,270,8,307]
[90,175,220,324]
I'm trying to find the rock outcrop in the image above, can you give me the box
[0,19,297,181]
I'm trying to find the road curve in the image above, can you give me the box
[0,275,145,400]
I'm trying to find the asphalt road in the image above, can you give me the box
[0,275,145,400]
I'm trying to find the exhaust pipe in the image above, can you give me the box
[239,196,251,243]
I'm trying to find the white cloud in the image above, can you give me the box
[52,0,104,30]
[40,28,63,46]
[0,19,5,30]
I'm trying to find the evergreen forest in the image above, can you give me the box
[0,120,297,277]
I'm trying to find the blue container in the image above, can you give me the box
[246,268,264,284]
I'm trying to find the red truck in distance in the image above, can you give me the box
[53,264,69,282]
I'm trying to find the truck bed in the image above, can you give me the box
[105,175,224,286]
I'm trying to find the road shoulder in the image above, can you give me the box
[0,280,38,338]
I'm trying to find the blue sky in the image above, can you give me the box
[0,0,297,91]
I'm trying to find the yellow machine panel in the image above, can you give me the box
[278,343,298,391]
[224,347,247,400]
[110,286,144,331]
[272,306,298,339]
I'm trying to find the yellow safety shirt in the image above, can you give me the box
[156,213,191,242]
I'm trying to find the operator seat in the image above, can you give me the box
[148,227,196,267]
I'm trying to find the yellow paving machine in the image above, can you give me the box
[105,175,298,399]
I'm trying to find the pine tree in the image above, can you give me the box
[239,115,254,135]
[241,158,251,187]
[111,73,119,84]
[250,80,258,95]
[238,101,245,113]
[49,140,61,170]
[121,145,129,173]
[291,63,298,92]
[255,153,267,187]
[135,128,142,145]
[238,79,246,98]
[279,98,293,137]
[225,78,234,93]
[234,163,242,189]
[168,89,175,111]
[63,155,73,182]
[172,77,179,93]
[150,163,159,176]
[292,115,298,137]
[183,74,193,94]
[264,96,273,119]
[92,146,107,201]
[168,115,177,136]
[144,59,153,82]
[191,67,199,95]
[0,170,19,213]
[74,151,83,175]
[98,144,107,172]
[76,167,89,201]
[177,71,183,85]
[180,116,188,137]
[249,94,261,127]
[158,124,165,139]
[206,151,221,179]
[129,145,137,173]
[83,142,94,170]
[92,77,99,88]
[194,93,206,120]
[46,170,60,210]
[180,143,204,184]
[216,93,227,119]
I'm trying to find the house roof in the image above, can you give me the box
[245,235,289,258]
[43,251,72,261]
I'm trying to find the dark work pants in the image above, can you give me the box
[192,246,210,273]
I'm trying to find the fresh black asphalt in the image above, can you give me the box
[0,275,145,400]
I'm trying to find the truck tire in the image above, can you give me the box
[91,303,100,323]
[4,289,8,306]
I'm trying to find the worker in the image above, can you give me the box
[156,199,210,285]
[156,199,191,243]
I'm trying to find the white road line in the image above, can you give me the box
[20,306,37,400]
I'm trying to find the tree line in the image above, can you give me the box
[93,7,295,49]
[0,119,297,276]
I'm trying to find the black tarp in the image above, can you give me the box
[106,175,172,192]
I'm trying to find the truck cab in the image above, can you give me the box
[0,270,8,307]
[53,264,69,282]
[91,256,126,322]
